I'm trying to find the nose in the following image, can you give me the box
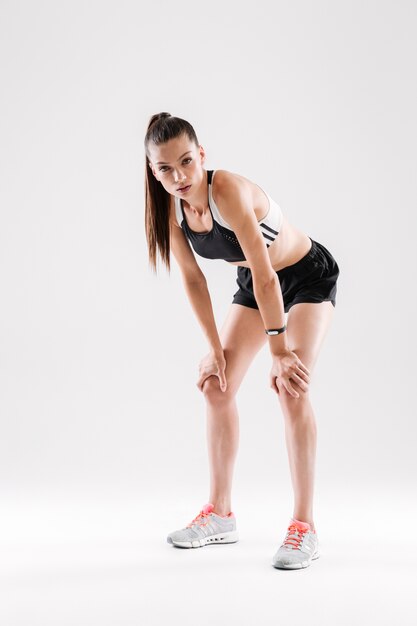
[173,170,186,183]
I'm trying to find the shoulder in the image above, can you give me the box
[211,169,254,226]
[211,169,251,199]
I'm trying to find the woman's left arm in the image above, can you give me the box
[214,174,310,397]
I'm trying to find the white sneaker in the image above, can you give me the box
[167,503,239,548]
[272,517,320,569]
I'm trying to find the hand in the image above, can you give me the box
[270,350,310,398]
[196,349,227,393]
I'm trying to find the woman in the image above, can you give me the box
[144,112,340,570]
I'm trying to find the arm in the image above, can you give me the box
[182,280,223,354]
[211,174,310,398]
[169,219,227,391]
[169,217,222,354]
[211,175,289,356]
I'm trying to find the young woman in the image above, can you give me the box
[144,112,340,570]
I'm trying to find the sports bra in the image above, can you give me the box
[174,170,284,262]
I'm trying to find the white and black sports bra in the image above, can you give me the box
[174,170,284,262]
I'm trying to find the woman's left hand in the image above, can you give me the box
[269,350,310,398]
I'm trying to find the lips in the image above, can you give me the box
[177,184,191,192]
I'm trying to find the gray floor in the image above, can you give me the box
[1,490,415,626]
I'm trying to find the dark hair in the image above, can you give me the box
[144,112,200,273]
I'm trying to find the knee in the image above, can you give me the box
[202,376,236,405]
[278,390,313,420]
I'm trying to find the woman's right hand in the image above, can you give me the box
[196,349,227,393]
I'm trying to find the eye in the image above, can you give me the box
[159,158,192,172]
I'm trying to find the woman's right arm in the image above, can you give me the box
[170,218,227,391]
[169,218,223,355]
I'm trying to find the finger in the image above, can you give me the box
[274,378,281,395]
[201,374,218,393]
[270,378,279,395]
[196,376,207,392]
[297,361,310,375]
[291,373,309,391]
[283,379,300,398]
[217,368,227,388]
[218,372,227,392]
[295,366,310,382]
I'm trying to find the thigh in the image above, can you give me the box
[276,301,335,408]
[278,301,335,408]
[203,303,268,395]
[286,301,335,373]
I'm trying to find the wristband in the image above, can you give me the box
[265,325,287,336]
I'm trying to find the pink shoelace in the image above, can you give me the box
[186,509,211,528]
[283,523,309,550]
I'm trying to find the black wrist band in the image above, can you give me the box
[265,325,287,336]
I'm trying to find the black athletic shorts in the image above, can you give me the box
[232,237,340,313]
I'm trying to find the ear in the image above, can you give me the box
[199,145,206,164]
[148,161,158,179]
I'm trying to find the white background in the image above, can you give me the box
[1,1,416,624]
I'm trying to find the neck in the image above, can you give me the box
[183,170,209,216]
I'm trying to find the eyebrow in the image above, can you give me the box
[156,151,192,165]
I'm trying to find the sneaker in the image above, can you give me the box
[272,517,320,569]
[167,503,239,548]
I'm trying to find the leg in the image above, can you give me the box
[277,301,335,531]
[202,303,267,516]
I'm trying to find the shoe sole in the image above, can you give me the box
[272,550,320,569]
[167,530,239,548]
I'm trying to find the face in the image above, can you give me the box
[147,134,206,196]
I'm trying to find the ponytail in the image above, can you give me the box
[144,113,200,274]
